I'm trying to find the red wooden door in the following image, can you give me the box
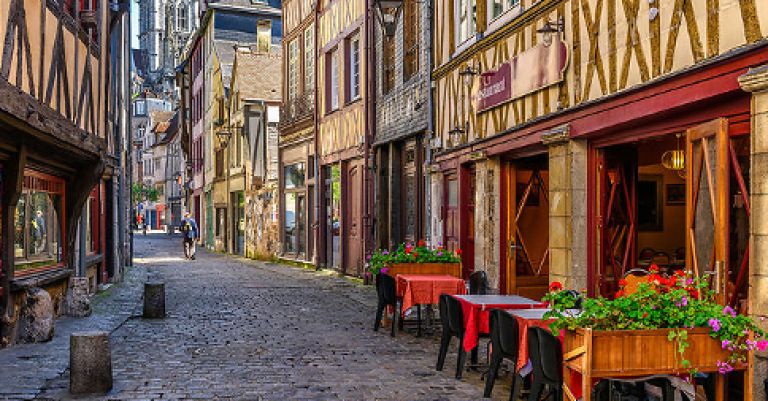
[443,173,459,252]
[596,147,637,297]
[343,161,364,276]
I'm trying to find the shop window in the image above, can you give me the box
[85,193,99,254]
[403,0,420,81]
[14,172,65,274]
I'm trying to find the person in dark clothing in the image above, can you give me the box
[179,212,199,260]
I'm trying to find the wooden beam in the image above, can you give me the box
[1,145,27,322]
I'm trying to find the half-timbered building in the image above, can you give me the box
[431,0,768,388]
[278,0,316,265]
[0,0,131,346]
[316,0,373,276]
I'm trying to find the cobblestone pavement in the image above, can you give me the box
[2,234,515,401]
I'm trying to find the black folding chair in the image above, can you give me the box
[484,309,524,400]
[469,270,489,295]
[373,273,398,337]
[528,327,563,401]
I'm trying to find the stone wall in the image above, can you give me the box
[545,130,588,292]
[244,185,280,260]
[1,278,67,347]
[472,159,501,290]
[739,64,768,401]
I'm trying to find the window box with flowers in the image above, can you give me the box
[368,241,462,279]
[543,266,765,401]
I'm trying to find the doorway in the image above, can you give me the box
[500,155,550,298]
[592,119,750,307]
[342,160,364,276]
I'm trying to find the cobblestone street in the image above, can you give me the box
[0,234,509,401]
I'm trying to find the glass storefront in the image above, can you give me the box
[14,171,65,273]
[283,162,306,256]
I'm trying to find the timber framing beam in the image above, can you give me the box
[0,77,107,162]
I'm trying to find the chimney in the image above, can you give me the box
[256,20,272,53]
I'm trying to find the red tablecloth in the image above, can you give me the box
[396,274,466,316]
[453,294,547,352]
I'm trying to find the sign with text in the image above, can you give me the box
[476,36,568,112]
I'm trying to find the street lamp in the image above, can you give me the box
[374,0,404,37]
[536,17,565,46]
[448,123,467,147]
[216,130,232,148]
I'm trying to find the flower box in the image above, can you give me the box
[384,263,462,279]
[562,328,754,401]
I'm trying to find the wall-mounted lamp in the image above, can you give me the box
[216,130,232,148]
[448,123,467,147]
[536,16,565,46]
[458,63,481,84]
[374,0,404,37]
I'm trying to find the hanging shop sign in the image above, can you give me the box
[476,35,568,112]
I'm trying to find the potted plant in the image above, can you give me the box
[544,266,766,400]
[367,240,462,279]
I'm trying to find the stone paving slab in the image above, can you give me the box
[2,235,513,401]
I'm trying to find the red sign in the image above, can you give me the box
[476,36,568,112]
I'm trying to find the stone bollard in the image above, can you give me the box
[143,281,166,318]
[70,331,112,394]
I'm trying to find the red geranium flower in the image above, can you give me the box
[674,269,686,277]
[618,279,628,288]
[456,248,462,255]
[549,281,563,292]
[417,239,426,247]
[413,252,418,258]
[649,264,660,274]
[615,290,626,298]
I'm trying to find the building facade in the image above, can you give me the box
[179,0,282,252]
[316,0,373,275]
[278,0,315,264]
[430,0,768,390]
[373,0,430,250]
[229,47,281,258]
[0,0,131,346]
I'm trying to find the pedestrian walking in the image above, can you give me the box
[179,212,199,260]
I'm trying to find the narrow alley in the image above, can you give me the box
[0,235,502,400]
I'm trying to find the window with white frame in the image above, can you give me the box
[328,48,339,111]
[288,39,299,99]
[489,0,519,21]
[348,35,361,101]
[456,0,477,44]
[304,24,314,95]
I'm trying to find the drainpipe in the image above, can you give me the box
[313,7,323,270]
[424,0,435,244]
[364,0,376,263]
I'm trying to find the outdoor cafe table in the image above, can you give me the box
[396,274,466,315]
[452,294,547,353]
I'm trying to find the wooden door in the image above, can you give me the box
[686,119,729,294]
[443,173,459,252]
[596,147,637,297]
[343,161,364,276]
[501,161,550,297]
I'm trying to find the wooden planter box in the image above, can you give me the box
[384,263,462,279]
[562,328,754,401]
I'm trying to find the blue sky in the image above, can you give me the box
[131,0,139,48]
